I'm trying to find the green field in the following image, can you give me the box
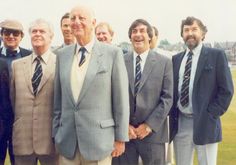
[4,69,236,165]
[217,68,236,165]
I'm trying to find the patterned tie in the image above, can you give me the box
[32,57,43,96]
[134,55,142,96]
[180,51,193,107]
[79,47,86,67]
[134,55,141,112]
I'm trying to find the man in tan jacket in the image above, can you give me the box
[11,19,57,165]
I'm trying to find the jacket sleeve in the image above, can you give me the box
[146,58,173,132]
[111,48,130,141]
[207,50,234,117]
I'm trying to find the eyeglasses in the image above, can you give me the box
[2,29,22,37]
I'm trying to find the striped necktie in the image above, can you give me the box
[32,57,43,96]
[79,47,86,67]
[180,51,193,107]
[134,55,142,96]
[134,55,141,112]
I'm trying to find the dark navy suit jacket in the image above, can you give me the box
[0,47,31,138]
[169,46,234,145]
[0,59,11,139]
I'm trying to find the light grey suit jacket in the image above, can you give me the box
[52,41,129,160]
[125,50,173,143]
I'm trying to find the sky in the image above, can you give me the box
[1,0,236,48]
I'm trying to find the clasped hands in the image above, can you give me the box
[129,123,152,140]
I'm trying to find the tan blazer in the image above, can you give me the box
[11,52,56,155]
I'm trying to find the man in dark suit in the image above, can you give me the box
[113,19,173,165]
[0,59,11,165]
[169,16,234,165]
[0,19,31,165]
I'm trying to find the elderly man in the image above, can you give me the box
[11,19,57,165]
[52,4,129,165]
[0,19,31,165]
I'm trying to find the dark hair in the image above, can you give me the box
[152,26,158,37]
[128,19,153,40]
[60,12,70,27]
[181,16,208,40]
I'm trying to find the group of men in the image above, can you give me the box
[0,4,234,165]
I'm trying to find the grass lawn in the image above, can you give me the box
[217,68,236,165]
[4,69,236,165]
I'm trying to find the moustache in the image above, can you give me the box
[186,35,195,41]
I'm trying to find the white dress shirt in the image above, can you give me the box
[178,42,203,114]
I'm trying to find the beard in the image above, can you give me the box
[184,35,200,50]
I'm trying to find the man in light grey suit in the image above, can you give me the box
[112,19,173,165]
[52,4,130,165]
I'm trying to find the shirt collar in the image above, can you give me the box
[32,49,51,65]
[76,36,95,54]
[133,49,149,62]
[1,46,20,56]
[186,42,203,56]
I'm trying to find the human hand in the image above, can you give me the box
[111,141,125,157]
[134,123,152,140]
[129,125,137,139]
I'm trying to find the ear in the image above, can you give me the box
[92,18,96,27]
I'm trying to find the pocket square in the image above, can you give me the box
[204,65,213,71]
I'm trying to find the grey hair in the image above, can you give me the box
[28,18,54,38]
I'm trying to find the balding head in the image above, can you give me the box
[70,5,96,45]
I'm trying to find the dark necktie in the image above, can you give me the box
[6,49,17,57]
[134,55,142,96]
[32,57,43,96]
[134,55,141,112]
[180,51,193,107]
[79,47,86,67]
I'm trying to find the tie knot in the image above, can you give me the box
[6,49,17,56]
[79,47,86,67]
[188,51,193,57]
[136,55,141,62]
[35,56,42,62]
[79,47,86,54]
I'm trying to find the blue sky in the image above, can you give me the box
[1,0,236,48]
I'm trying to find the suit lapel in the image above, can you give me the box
[37,52,55,94]
[64,45,77,106]
[76,42,102,106]
[193,46,208,87]
[23,55,34,95]
[125,54,134,96]
[138,52,156,92]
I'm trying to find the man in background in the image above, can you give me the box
[150,26,174,58]
[0,19,31,165]
[53,12,75,52]
[95,22,114,44]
